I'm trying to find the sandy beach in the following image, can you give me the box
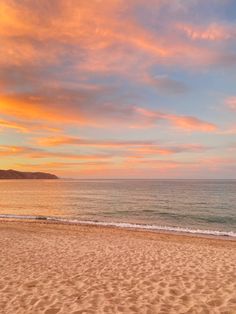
[0,220,236,314]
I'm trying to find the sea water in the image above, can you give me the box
[0,179,235,237]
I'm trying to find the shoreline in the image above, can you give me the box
[0,216,235,242]
[0,215,235,241]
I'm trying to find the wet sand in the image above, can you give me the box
[0,220,236,314]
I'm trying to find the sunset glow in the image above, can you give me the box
[1,0,236,178]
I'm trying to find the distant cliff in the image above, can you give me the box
[0,169,58,180]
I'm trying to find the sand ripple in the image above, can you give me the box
[0,221,236,313]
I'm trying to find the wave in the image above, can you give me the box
[0,214,235,238]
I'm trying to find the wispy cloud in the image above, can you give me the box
[143,74,189,94]
[0,0,235,177]
[225,96,236,111]
[0,90,217,132]
[37,136,212,158]
[0,145,112,160]
[177,22,236,41]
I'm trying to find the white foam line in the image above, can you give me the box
[0,214,235,237]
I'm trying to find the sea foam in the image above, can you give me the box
[0,214,235,238]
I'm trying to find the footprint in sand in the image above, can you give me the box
[44,308,60,314]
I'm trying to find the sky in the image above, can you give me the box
[0,0,236,178]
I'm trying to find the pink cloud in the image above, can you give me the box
[134,107,217,132]
[178,22,235,41]
[225,96,236,111]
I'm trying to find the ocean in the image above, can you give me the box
[0,179,235,237]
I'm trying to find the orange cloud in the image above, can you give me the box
[135,107,217,132]
[0,92,217,132]
[38,136,154,148]
[0,119,28,132]
[0,145,112,161]
[11,154,236,178]
[17,161,112,169]
[0,95,87,124]
[0,117,61,133]
[15,161,114,177]
[0,145,24,157]
[15,158,191,178]
[0,0,230,74]
[0,0,233,178]
[37,136,211,161]
[131,144,208,156]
